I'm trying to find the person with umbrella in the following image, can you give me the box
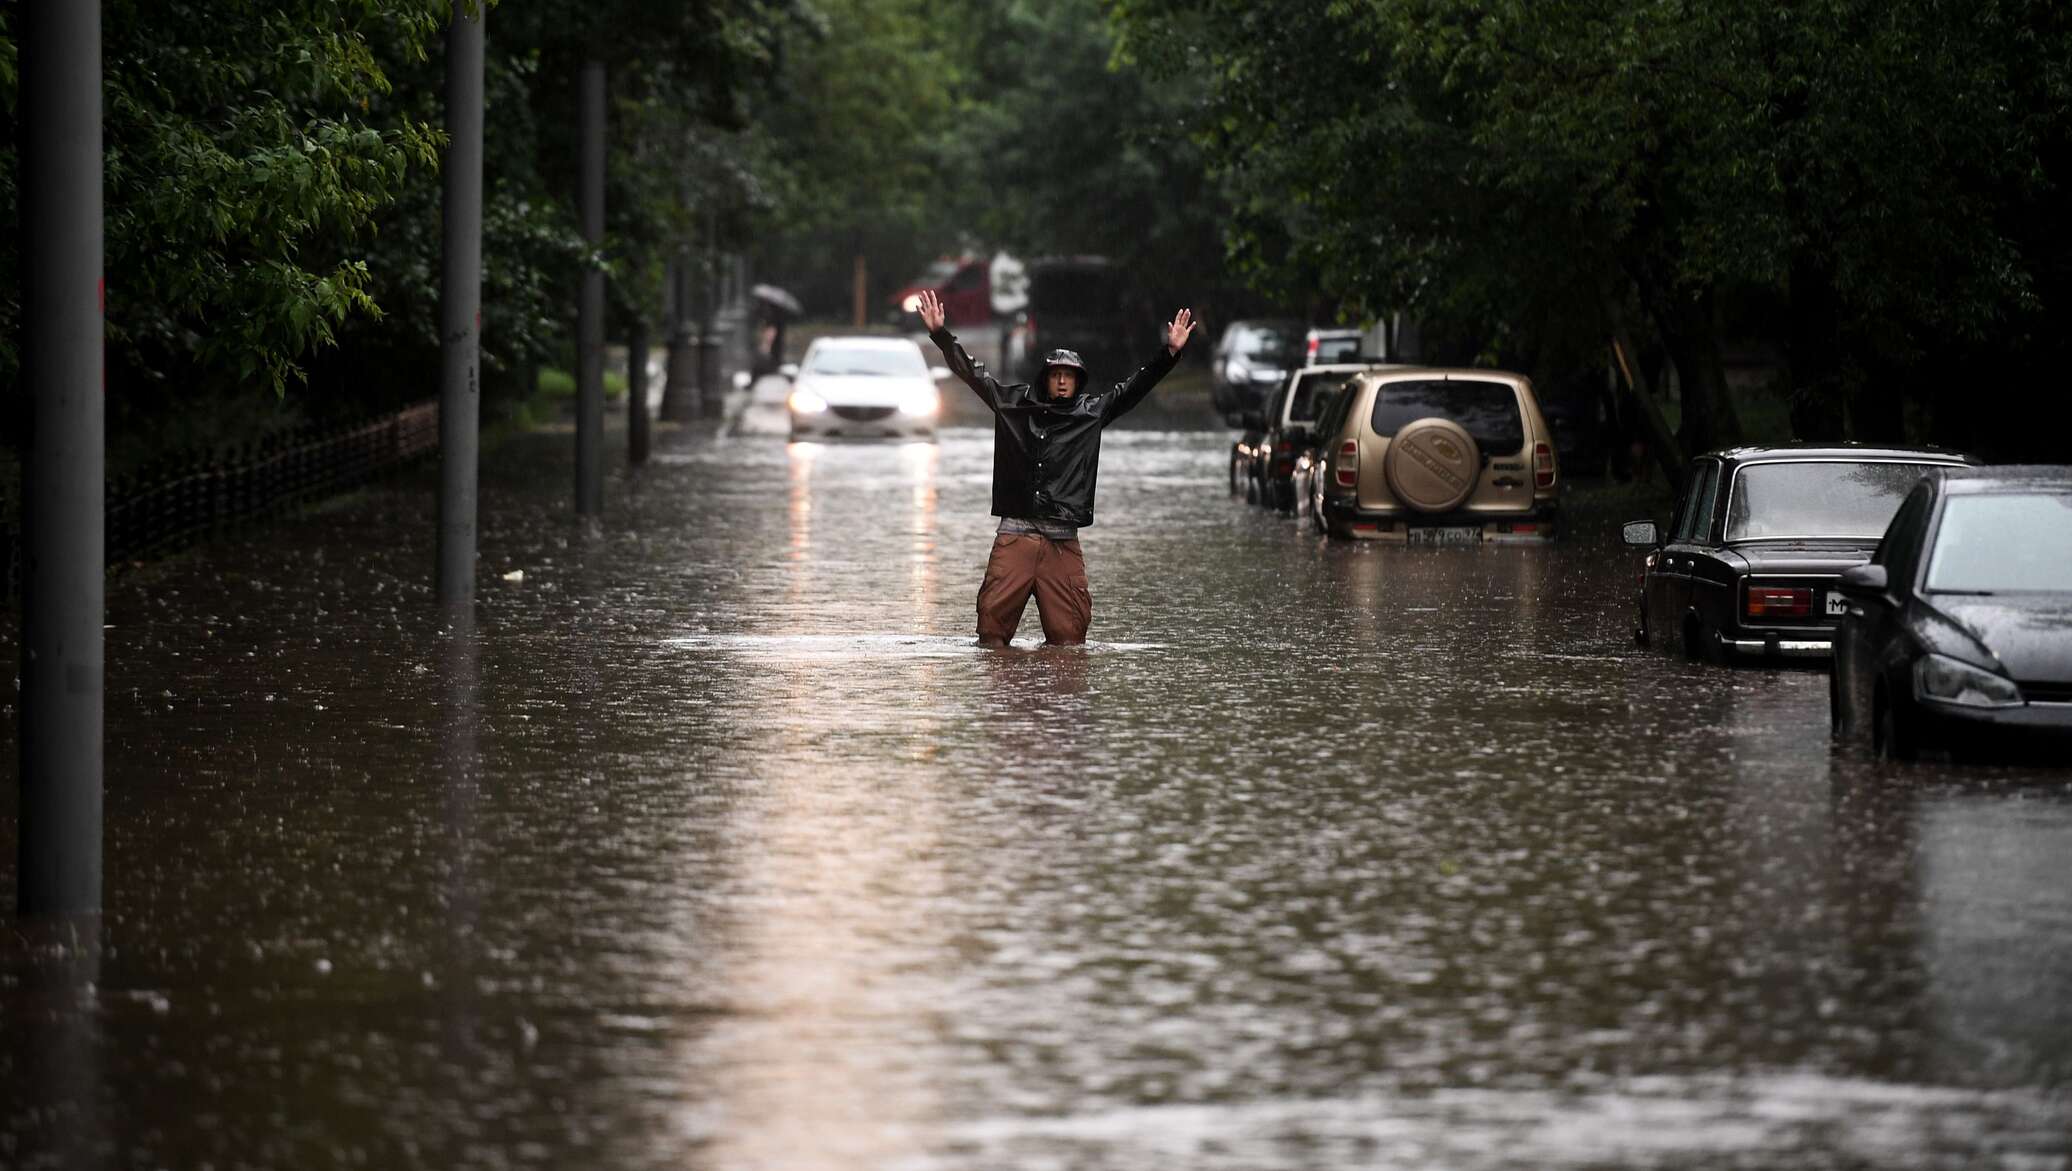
[917,289,1196,646]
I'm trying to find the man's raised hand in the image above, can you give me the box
[1165,308,1196,354]
[917,289,947,333]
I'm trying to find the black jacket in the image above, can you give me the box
[930,327,1179,528]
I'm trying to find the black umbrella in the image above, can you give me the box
[751,283,803,319]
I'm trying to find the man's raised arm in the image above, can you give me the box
[1106,307,1197,422]
[918,289,1003,410]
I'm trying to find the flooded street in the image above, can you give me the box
[5,415,2071,1170]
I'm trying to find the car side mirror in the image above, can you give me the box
[929,365,951,381]
[1838,563,1890,598]
[778,363,799,379]
[1621,520,1659,547]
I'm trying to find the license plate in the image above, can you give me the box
[1824,592,1849,616]
[1409,526,1481,546]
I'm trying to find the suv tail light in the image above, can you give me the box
[1334,439,1358,488]
[1534,442,1556,488]
[1746,586,1813,619]
[1306,336,1320,360]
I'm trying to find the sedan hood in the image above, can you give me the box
[1725,541,1878,575]
[795,373,933,408]
[1925,595,2072,684]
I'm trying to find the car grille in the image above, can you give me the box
[832,405,897,422]
[2021,681,2072,704]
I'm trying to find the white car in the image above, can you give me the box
[787,336,946,440]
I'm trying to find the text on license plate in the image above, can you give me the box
[1410,526,1481,545]
[1824,592,1849,616]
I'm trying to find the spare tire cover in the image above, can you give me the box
[1383,417,1480,513]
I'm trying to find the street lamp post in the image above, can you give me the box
[18,0,106,916]
[437,2,486,609]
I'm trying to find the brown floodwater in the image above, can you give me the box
[3,412,2069,1170]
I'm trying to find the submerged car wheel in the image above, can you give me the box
[1872,689,1917,762]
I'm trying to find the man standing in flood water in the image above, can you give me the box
[917,289,1195,647]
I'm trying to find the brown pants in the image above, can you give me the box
[977,533,1091,645]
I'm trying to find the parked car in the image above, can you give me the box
[1235,363,1391,511]
[892,256,990,329]
[1304,327,1365,366]
[1211,319,1302,426]
[1296,381,1359,528]
[1830,465,2072,760]
[786,336,947,440]
[1004,256,1139,383]
[1310,368,1561,542]
[1622,444,1977,662]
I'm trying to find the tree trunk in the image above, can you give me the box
[1787,252,1845,441]
[1651,286,1741,456]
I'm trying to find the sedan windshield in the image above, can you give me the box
[1926,493,2072,593]
[1725,461,1936,541]
[805,346,927,378]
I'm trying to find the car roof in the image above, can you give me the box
[1929,464,2072,493]
[806,336,923,351]
[1354,366,1530,384]
[1306,326,1362,337]
[1296,362,1401,375]
[1703,442,1978,465]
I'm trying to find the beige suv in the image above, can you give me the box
[1308,368,1560,542]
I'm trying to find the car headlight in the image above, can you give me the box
[1914,653,2022,709]
[1227,360,1250,383]
[899,387,939,417]
[901,293,923,313]
[1253,368,1286,383]
[788,387,828,414]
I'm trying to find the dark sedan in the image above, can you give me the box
[1831,466,2072,760]
[1624,445,1976,663]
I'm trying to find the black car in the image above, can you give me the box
[1623,444,1977,663]
[1233,364,1376,511]
[1830,466,2072,760]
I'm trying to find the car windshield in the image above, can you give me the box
[805,346,926,378]
[1925,492,2072,593]
[1288,372,1348,422]
[1369,379,1523,453]
[1725,461,1936,541]
[1236,329,1296,363]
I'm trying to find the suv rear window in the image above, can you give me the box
[1369,379,1524,454]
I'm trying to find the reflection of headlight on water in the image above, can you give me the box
[901,293,923,312]
[788,387,828,414]
[899,388,940,417]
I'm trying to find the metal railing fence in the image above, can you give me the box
[3,400,438,598]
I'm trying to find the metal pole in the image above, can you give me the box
[575,60,606,516]
[18,0,105,916]
[627,318,651,465]
[437,2,485,609]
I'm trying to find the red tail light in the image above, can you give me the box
[1534,441,1556,488]
[1307,336,1320,359]
[1334,439,1358,487]
[1746,586,1812,619]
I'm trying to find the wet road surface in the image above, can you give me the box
[4,412,2071,1169]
